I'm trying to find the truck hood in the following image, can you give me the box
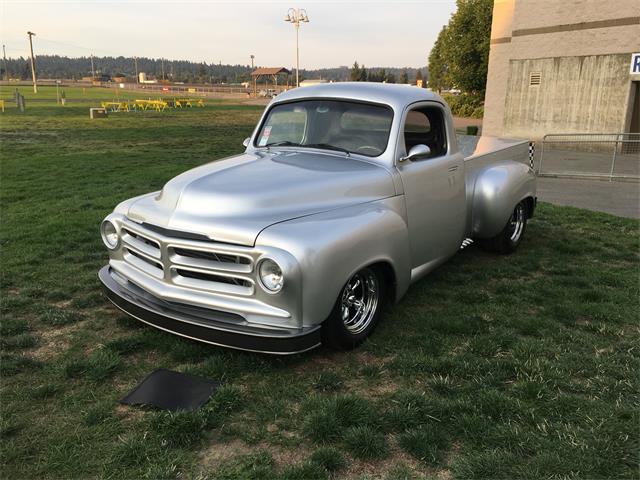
[123,150,396,246]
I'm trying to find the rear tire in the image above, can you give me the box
[322,266,386,350]
[480,200,528,254]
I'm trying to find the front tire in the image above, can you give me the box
[480,200,528,254]
[322,266,385,350]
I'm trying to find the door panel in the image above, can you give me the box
[396,104,465,269]
[399,152,466,268]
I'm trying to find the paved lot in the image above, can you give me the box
[537,177,640,219]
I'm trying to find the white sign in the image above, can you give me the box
[631,53,640,74]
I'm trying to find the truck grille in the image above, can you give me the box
[120,222,255,295]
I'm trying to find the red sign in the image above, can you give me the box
[162,87,170,92]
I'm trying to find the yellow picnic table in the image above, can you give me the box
[174,98,205,108]
[135,99,168,111]
[101,101,130,112]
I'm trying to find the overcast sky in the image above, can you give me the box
[1,0,457,69]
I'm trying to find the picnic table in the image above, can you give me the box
[101,101,130,112]
[174,98,205,108]
[134,99,168,111]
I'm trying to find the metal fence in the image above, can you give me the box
[538,133,640,181]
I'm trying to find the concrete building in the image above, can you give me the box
[483,0,640,139]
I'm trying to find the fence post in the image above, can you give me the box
[609,133,619,182]
[538,135,546,175]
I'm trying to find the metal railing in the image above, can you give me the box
[538,133,640,181]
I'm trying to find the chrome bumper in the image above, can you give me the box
[99,266,321,355]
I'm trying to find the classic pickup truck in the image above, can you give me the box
[99,83,536,354]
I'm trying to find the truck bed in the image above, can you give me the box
[457,134,531,166]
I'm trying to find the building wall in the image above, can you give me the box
[503,54,634,138]
[483,0,640,138]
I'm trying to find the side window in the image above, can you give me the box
[403,106,447,159]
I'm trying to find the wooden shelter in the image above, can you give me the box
[251,67,291,97]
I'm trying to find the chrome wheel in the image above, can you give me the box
[508,203,526,242]
[340,269,379,335]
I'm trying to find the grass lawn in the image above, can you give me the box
[1,86,639,479]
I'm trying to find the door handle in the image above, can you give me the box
[447,165,459,172]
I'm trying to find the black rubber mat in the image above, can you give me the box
[120,369,220,411]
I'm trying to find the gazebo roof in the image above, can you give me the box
[251,67,290,76]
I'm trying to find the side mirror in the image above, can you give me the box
[399,144,431,163]
[242,137,251,148]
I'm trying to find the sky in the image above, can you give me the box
[0,0,457,69]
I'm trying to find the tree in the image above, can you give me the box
[359,64,368,81]
[368,69,381,82]
[428,26,450,93]
[399,70,409,84]
[350,61,361,81]
[386,72,396,84]
[428,0,493,96]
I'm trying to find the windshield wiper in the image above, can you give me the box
[264,141,302,147]
[264,141,351,156]
[303,143,351,156]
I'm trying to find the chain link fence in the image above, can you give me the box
[538,133,640,181]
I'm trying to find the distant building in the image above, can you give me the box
[483,0,640,139]
[299,79,328,87]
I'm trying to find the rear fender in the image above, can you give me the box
[472,162,536,239]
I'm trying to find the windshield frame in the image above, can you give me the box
[252,97,395,158]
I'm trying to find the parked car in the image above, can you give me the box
[99,83,536,354]
[258,89,278,98]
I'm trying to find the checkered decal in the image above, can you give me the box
[528,142,535,171]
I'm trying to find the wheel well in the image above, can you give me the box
[524,196,536,218]
[369,261,397,303]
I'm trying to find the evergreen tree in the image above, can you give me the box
[399,70,409,84]
[359,64,368,81]
[350,61,361,81]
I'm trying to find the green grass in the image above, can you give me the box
[1,86,639,479]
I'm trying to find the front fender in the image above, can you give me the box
[255,196,410,327]
[472,162,536,239]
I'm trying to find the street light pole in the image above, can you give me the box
[284,8,309,87]
[2,44,8,81]
[250,54,254,69]
[27,31,37,93]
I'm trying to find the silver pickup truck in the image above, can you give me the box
[99,83,536,354]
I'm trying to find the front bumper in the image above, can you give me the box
[99,266,321,355]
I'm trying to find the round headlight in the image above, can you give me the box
[258,258,284,293]
[101,219,119,250]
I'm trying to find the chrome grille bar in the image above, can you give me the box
[120,220,256,296]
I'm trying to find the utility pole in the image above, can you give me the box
[90,53,96,80]
[250,55,255,69]
[134,56,139,83]
[27,31,37,93]
[2,44,8,81]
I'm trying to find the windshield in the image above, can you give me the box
[254,100,394,157]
